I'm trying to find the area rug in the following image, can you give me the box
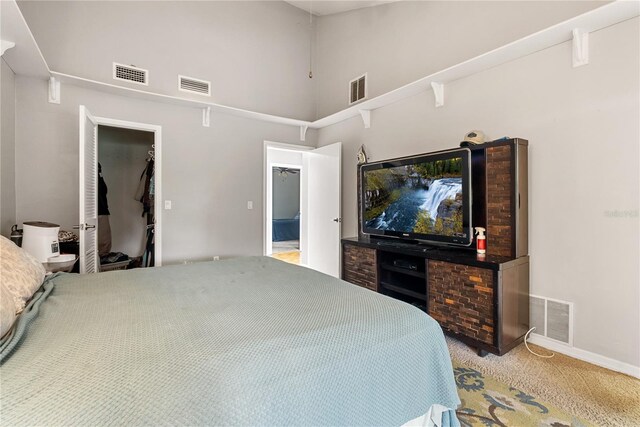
[447,337,640,426]
[453,362,592,427]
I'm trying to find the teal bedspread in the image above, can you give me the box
[0,257,460,426]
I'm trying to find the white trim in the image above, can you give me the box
[95,116,163,266]
[528,334,640,379]
[52,71,310,128]
[5,1,638,127]
[572,28,590,67]
[112,62,149,86]
[0,40,15,56]
[0,0,50,78]
[178,74,211,97]
[348,73,368,105]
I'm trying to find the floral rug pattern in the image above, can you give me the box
[453,364,593,427]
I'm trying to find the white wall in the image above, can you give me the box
[272,169,300,219]
[18,1,316,120]
[14,77,317,264]
[98,126,154,257]
[314,1,606,118]
[0,59,17,237]
[317,17,640,369]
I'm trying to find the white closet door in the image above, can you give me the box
[79,105,99,274]
[303,142,342,277]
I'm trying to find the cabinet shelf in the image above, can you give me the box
[380,263,426,279]
[379,282,427,301]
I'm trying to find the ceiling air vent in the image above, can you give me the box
[349,73,367,105]
[113,63,148,85]
[178,75,211,96]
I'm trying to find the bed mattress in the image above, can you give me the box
[0,256,459,426]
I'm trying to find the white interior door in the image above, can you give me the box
[303,142,342,277]
[79,105,99,274]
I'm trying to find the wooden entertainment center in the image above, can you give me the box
[342,138,529,356]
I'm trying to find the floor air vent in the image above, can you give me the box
[349,73,367,104]
[530,295,573,345]
[179,75,211,96]
[113,63,148,85]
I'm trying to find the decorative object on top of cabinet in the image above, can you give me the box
[357,144,368,164]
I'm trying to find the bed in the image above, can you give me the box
[272,217,300,241]
[1,252,460,426]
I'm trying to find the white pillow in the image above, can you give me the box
[0,284,17,338]
[0,235,46,314]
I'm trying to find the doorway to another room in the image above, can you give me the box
[271,166,301,265]
[97,125,156,271]
[264,141,342,277]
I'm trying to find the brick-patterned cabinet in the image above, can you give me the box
[342,244,378,291]
[343,138,530,356]
[428,258,530,355]
[342,237,530,356]
[428,261,495,345]
[476,139,528,258]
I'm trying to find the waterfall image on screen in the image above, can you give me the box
[364,157,464,237]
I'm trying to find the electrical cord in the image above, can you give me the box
[524,327,555,358]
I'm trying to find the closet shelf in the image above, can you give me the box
[3,0,638,134]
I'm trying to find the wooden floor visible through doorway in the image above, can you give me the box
[272,240,300,265]
[272,251,300,265]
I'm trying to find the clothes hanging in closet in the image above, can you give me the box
[135,159,155,219]
[136,159,155,267]
[97,162,112,257]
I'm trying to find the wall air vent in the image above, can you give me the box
[530,295,573,345]
[349,73,367,105]
[113,63,148,85]
[178,75,211,96]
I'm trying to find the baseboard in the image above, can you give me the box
[529,334,640,379]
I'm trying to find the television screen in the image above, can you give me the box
[361,148,472,246]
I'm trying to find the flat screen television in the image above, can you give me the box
[361,148,472,246]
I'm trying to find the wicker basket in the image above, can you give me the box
[100,259,130,272]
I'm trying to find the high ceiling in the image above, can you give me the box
[284,1,399,16]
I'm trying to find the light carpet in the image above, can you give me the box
[447,337,640,426]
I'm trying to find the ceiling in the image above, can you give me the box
[284,1,399,16]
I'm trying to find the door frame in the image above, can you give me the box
[95,116,163,266]
[263,141,313,258]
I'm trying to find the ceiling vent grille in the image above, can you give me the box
[113,63,148,85]
[179,75,211,96]
[349,73,367,105]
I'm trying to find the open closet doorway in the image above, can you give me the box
[264,141,342,277]
[78,106,162,274]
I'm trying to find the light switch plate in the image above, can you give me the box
[247,201,253,210]
[164,200,172,210]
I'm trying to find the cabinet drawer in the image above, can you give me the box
[343,245,377,291]
[428,260,494,345]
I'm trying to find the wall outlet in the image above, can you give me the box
[213,256,220,261]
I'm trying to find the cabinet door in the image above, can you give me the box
[428,260,494,345]
[342,245,377,291]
